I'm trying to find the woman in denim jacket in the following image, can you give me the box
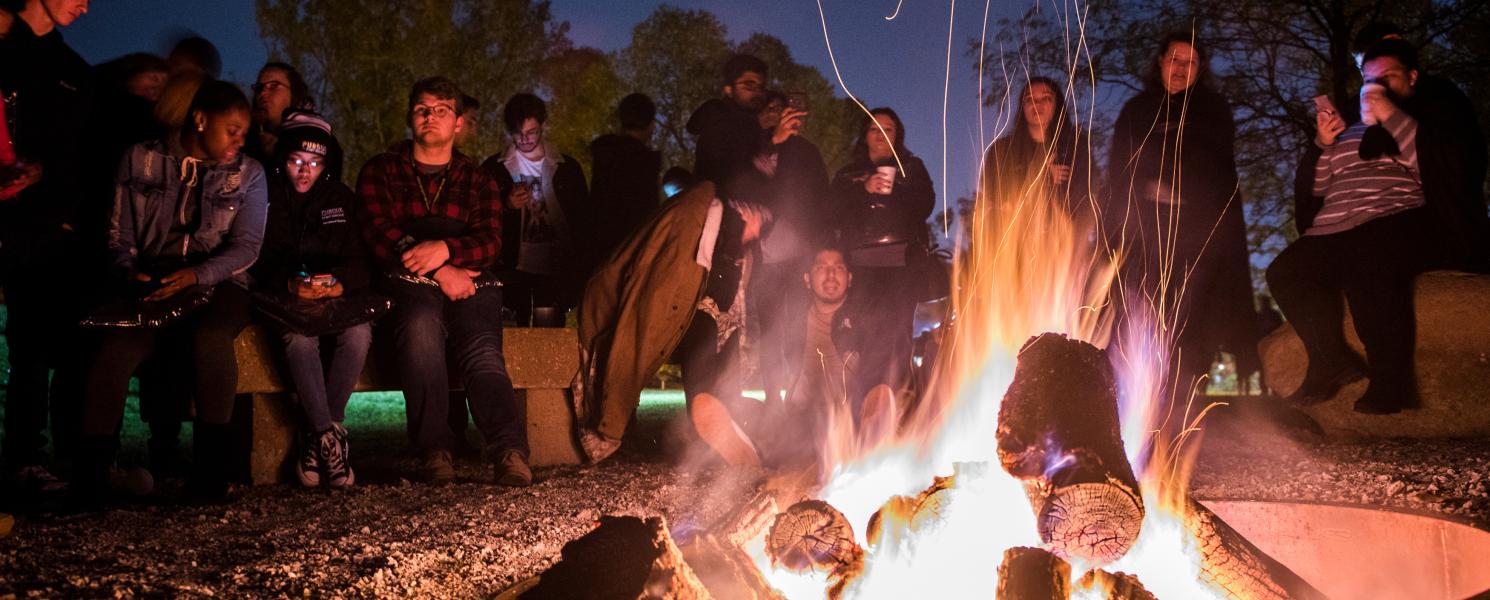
[75,80,267,505]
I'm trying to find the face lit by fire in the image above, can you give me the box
[1160,41,1201,95]
[253,67,294,129]
[1362,56,1417,98]
[42,0,89,26]
[192,107,249,164]
[410,93,463,149]
[759,97,786,130]
[1021,82,1057,135]
[865,114,898,163]
[285,150,324,194]
[804,249,851,305]
[510,117,543,155]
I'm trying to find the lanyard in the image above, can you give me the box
[414,168,449,211]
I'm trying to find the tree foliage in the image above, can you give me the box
[256,0,570,174]
[976,0,1490,296]
[540,47,624,171]
[615,6,733,172]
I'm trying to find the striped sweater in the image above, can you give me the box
[1307,111,1423,236]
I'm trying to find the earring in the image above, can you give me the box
[197,124,205,132]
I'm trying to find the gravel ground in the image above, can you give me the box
[2,397,1488,598]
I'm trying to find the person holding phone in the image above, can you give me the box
[251,110,372,487]
[76,80,268,505]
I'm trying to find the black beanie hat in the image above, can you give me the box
[274,109,344,182]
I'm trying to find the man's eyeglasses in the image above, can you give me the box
[732,79,763,92]
[251,80,287,95]
[413,105,455,120]
[288,157,322,170]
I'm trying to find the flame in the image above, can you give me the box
[743,6,1232,598]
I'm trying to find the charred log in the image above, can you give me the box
[997,546,1072,600]
[678,535,783,600]
[765,500,863,575]
[1184,499,1329,600]
[996,333,1144,565]
[1076,570,1158,600]
[520,516,711,600]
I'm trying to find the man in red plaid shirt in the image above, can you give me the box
[357,76,529,486]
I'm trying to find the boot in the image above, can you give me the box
[184,423,232,504]
[68,435,117,511]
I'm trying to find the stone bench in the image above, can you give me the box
[232,325,582,484]
[1259,270,1490,438]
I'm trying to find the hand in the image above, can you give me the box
[433,265,481,301]
[146,268,198,301]
[324,281,345,299]
[771,107,807,145]
[864,172,894,195]
[401,240,450,275]
[507,183,532,210]
[1048,163,1073,185]
[1315,108,1346,146]
[291,279,323,300]
[731,201,769,243]
[1359,84,1398,125]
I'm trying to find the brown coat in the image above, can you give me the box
[576,183,717,440]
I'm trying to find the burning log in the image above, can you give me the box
[996,333,1144,566]
[865,471,959,549]
[997,546,1072,599]
[1076,570,1158,600]
[519,516,711,599]
[765,500,863,574]
[1183,499,1328,600]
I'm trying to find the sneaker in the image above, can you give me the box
[323,423,355,488]
[421,450,455,485]
[578,428,621,465]
[296,430,324,488]
[494,450,532,487]
[9,465,68,493]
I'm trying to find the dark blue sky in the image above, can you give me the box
[65,0,1029,204]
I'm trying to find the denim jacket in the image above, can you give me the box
[108,138,268,287]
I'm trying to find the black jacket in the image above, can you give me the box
[252,174,371,293]
[0,22,92,240]
[588,133,661,263]
[767,292,882,406]
[831,153,936,252]
[686,98,770,202]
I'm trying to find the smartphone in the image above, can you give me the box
[787,92,809,112]
[1312,94,1338,117]
[310,273,338,288]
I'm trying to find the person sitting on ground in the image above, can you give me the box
[357,76,530,486]
[483,93,589,326]
[75,80,268,505]
[1268,45,1443,415]
[251,110,373,489]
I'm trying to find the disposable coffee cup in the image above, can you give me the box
[874,166,897,195]
[1360,82,1386,126]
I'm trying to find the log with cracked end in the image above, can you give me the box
[997,546,1072,600]
[996,333,1144,566]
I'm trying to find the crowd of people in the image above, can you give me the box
[1,0,1486,509]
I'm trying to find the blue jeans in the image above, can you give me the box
[384,278,526,458]
[280,323,373,432]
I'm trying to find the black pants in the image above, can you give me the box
[1266,209,1440,398]
[1,230,87,467]
[503,270,567,327]
[383,278,526,457]
[81,283,252,438]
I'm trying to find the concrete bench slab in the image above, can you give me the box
[1259,271,1490,438]
[233,325,582,484]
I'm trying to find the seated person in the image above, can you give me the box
[691,245,901,468]
[357,76,529,486]
[251,110,373,489]
[76,80,268,504]
[1267,48,1442,415]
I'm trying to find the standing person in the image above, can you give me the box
[587,92,661,266]
[686,53,776,203]
[1103,33,1257,396]
[0,0,92,490]
[75,80,267,504]
[830,107,935,398]
[252,110,373,487]
[358,77,529,486]
[484,93,588,326]
[982,77,1096,237]
[247,62,311,165]
[454,94,481,151]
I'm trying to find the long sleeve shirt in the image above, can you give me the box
[356,141,503,272]
[1308,111,1424,236]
